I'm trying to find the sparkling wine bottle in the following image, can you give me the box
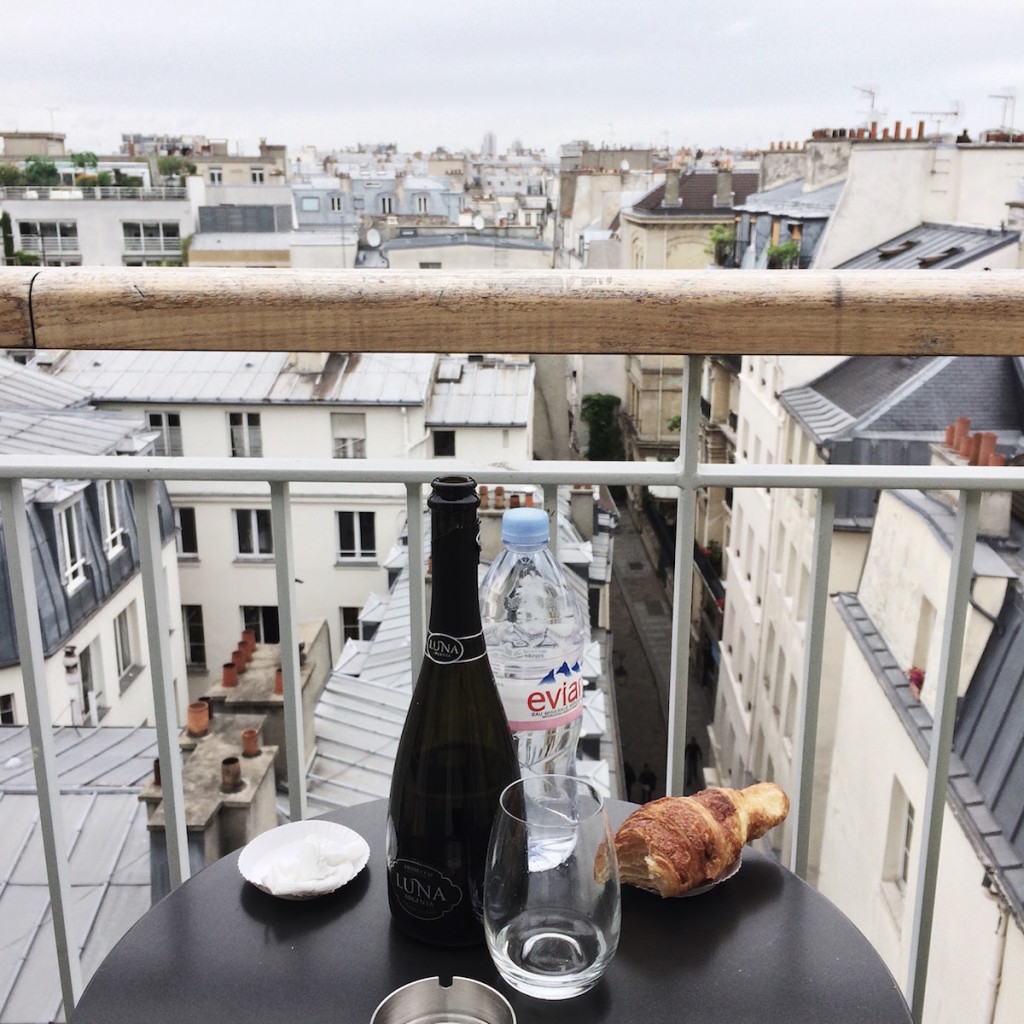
[386,476,520,946]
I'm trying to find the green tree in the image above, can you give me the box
[580,393,625,461]
[705,223,736,267]
[157,155,197,182]
[0,163,24,186]
[766,240,801,269]
[23,156,60,186]
[69,151,99,173]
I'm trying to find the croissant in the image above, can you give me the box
[614,782,789,896]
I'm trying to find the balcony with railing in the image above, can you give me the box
[0,185,188,201]
[1,266,1024,1024]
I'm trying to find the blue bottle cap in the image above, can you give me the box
[501,506,549,545]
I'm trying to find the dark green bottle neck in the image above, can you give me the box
[429,508,483,637]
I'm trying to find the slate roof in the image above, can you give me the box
[779,355,1024,524]
[836,222,1020,269]
[629,169,759,216]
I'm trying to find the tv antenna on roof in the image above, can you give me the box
[911,102,961,136]
[989,90,1016,134]
[854,85,886,123]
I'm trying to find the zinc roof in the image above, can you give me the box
[426,358,533,426]
[0,725,158,1024]
[837,222,1020,269]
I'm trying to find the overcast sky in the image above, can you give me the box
[5,1,1024,158]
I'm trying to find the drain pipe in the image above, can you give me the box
[979,873,1009,1024]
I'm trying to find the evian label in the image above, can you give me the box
[389,858,463,920]
[501,660,584,731]
[425,630,487,664]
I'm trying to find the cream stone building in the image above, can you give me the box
[819,479,1024,1024]
[619,168,759,269]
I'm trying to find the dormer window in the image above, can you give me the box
[100,481,125,557]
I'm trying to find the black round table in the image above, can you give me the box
[71,799,912,1024]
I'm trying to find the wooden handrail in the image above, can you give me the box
[2,266,1024,355]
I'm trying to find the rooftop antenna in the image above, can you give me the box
[911,102,961,137]
[989,90,1016,134]
[854,85,886,125]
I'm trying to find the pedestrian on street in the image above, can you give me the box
[638,763,656,802]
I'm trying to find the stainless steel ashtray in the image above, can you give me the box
[371,976,516,1024]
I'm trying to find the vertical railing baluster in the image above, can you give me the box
[789,487,836,879]
[270,481,307,822]
[131,479,191,889]
[907,489,980,1024]
[665,356,702,795]
[406,482,426,681]
[0,478,83,1014]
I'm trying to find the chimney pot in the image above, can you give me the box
[989,452,1007,466]
[231,648,247,674]
[969,433,983,466]
[187,701,209,737]
[220,756,243,793]
[918,120,926,139]
[242,728,261,757]
[959,437,972,459]
[223,661,238,687]
[153,757,161,787]
[979,432,998,465]
[894,120,902,139]
[944,424,955,448]
[953,416,971,448]
[524,492,534,507]
[274,666,283,695]
[494,485,506,509]
[479,485,489,508]
[510,494,520,508]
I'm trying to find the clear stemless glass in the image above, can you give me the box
[483,774,620,1000]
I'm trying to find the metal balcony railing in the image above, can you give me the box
[2,267,1024,1024]
[0,185,188,201]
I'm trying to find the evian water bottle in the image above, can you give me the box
[480,506,586,777]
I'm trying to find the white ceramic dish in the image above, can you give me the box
[238,819,370,900]
[676,853,742,898]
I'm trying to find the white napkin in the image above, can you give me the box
[257,834,366,897]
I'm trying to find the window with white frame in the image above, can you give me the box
[229,412,262,457]
[182,605,206,668]
[175,506,198,556]
[330,195,343,212]
[250,167,265,184]
[337,510,376,560]
[301,196,320,212]
[0,693,14,724]
[59,501,87,589]
[331,412,366,458]
[114,605,136,680]
[235,509,273,557]
[147,411,183,456]
[381,195,393,214]
[100,480,125,556]
[209,168,223,184]
[242,605,280,643]
[882,779,916,916]
[416,194,428,214]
